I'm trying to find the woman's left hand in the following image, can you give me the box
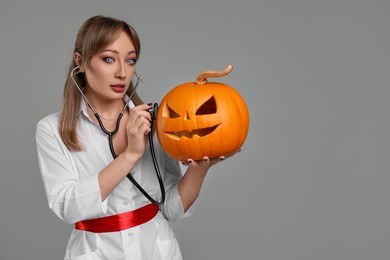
[180,149,241,170]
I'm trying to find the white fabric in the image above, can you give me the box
[36,99,195,260]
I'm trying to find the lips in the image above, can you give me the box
[110,84,126,93]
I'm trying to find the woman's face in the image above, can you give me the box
[84,31,137,102]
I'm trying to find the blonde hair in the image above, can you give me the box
[59,15,143,151]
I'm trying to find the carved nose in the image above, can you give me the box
[184,111,190,120]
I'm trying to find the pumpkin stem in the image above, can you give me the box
[195,65,233,85]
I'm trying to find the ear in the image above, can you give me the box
[74,52,85,72]
[74,52,82,65]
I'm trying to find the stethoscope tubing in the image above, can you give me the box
[70,66,165,206]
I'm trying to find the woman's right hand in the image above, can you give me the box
[125,103,152,159]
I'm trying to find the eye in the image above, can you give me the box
[127,59,137,65]
[103,57,114,63]
[195,96,217,115]
[162,103,180,118]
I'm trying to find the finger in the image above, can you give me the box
[205,156,225,165]
[129,104,152,119]
[137,104,152,119]
[141,122,151,135]
[129,110,152,122]
[126,121,151,139]
[132,103,152,111]
[134,116,151,128]
[127,113,151,131]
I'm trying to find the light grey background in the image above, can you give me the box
[1,0,390,259]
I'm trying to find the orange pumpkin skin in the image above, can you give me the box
[156,72,249,161]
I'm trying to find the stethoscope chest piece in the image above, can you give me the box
[147,103,159,121]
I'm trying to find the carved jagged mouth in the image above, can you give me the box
[164,125,219,140]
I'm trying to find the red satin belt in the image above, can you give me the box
[75,204,159,233]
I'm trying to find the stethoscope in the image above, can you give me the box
[71,66,165,206]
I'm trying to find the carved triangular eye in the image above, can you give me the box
[196,96,217,115]
[162,103,180,118]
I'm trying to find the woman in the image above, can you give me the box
[36,15,232,259]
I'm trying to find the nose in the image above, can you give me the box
[115,62,127,80]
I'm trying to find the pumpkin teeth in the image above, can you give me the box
[165,125,219,140]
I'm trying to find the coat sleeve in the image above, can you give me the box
[158,148,197,221]
[36,115,108,224]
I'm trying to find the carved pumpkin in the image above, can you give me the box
[156,65,249,161]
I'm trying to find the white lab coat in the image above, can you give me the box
[36,99,195,260]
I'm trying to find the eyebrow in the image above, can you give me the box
[102,49,136,55]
